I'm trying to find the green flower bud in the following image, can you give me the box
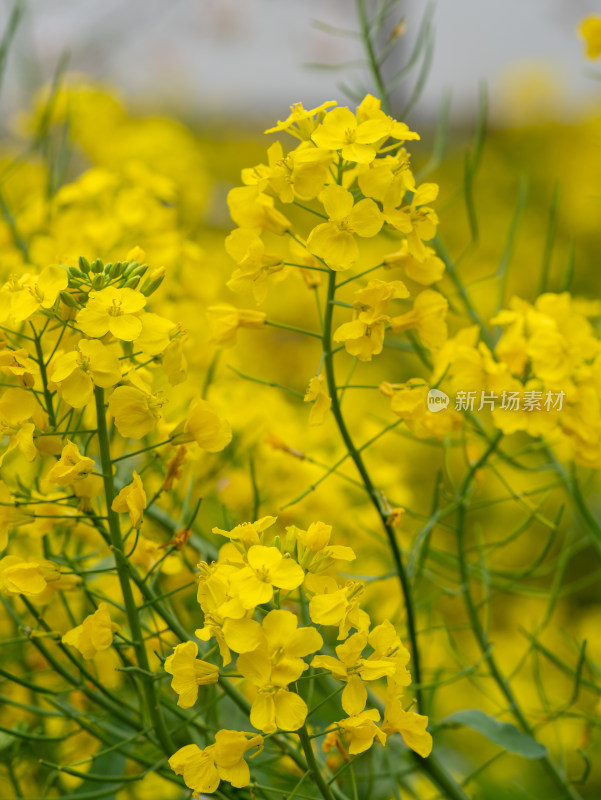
[59,291,79,308]
[123,275,140,289]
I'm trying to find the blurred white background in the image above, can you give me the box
[1,0,600,124]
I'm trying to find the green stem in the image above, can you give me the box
[455,432,582,800]
[322,270,422,709]
[93,387,174,755]
[33,328,56,427]
[265,319,323,340]
[298,725,337,800]
[356,0,391,114]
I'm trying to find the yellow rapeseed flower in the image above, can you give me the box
[164,641,219,708]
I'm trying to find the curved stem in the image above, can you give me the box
[94,387,174,756]
[456,432,582,800]
[322,270,422,710]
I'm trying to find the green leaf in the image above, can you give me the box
[440,709,548,760]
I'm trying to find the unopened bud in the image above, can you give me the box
[141,268,166,296]
[123,275,140,289]
[130,264,148,278]
[122,260,140,278]
[91,258,104,273]
[78,256,91,274]
[59,291,78,308]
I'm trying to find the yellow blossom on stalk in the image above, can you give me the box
[304,375,331,425]
[227,185,290,234]
[62,603,119,659]
[288,521,355,572]
[162,336,188,385]
[111,471,146,528]
[180,398,232,452]
[108,382,166,440]
[384,242,445,285]
[0,555,61,597]
[307,184,382,271]
[0,387,37,466]
[134,312,177,355]
[384,183,439,261]
[195,561,250,665]
[49,339,121,407]
[0,346,36,388]
[579,16,601,59]
[382,690,432,757]
[73,473,104,512]
[336,708,386,755]
[390,289,448,349]
[358,152,416,205]
[382,379,460,439]
[169,731,263,795]
[213,515,277,549]
[164,641,219,708]
[230,545,304,608]
[242,140,332,203]
[305,573,370,639]
[311,104,419,164]
[334,279,409,361]
[169,743,220,795]
[312,623,402,716]
[333,316,388,361]
[224,228,284,303]
[8,265,68,322]
[207,304,266,347]
[77,286,146,341]
[235,609,322,732]
[46,440,96,485]
[264,99,337,138]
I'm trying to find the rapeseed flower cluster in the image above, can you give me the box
[2,26,601,794]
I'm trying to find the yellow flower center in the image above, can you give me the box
[344,127,357,144]
[256,565,272,582]
[109,298,123,316]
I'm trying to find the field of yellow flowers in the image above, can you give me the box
[1,5,601,800]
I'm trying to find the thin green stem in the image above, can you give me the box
[32,326,56,427]
[93,387,174,755]
[455,432,583,800]
[322,269,422,710]
[298,725,337,800]
[265,319,323,340]
[356,0,390,114]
